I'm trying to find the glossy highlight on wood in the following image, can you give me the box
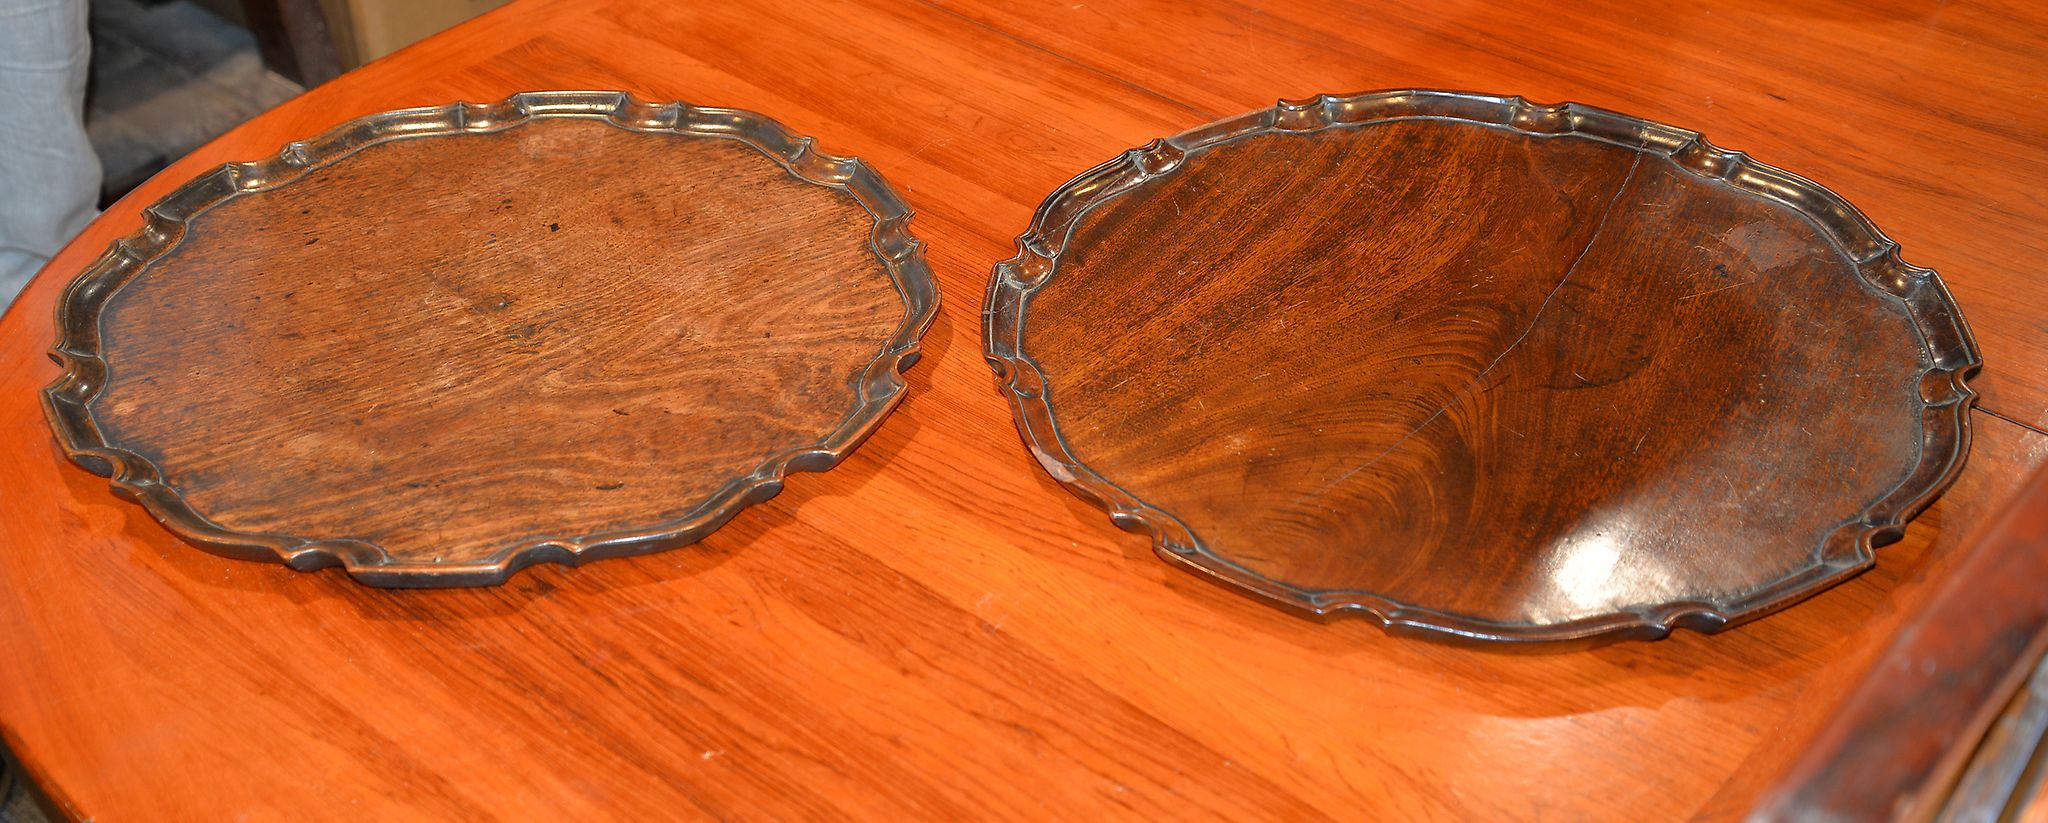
[985,90,1980,644]
[43,91,939,586]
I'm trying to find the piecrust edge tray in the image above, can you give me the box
[980,88,1981,644]
[44,90,941,586]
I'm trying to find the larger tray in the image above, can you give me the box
[983,90,1979,644]
[45,91,938,586]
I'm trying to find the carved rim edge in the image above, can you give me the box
[43,90,941,588]
[981,88,1982,645]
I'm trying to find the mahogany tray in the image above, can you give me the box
[983,90,1980,644]
[44,91,938,586]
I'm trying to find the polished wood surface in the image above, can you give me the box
[46,97,932,585]
[993,93,1973,643]
[1,0,2045,818]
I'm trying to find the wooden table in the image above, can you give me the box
[2,0,2044,818]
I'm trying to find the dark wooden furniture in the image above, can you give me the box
[43,92,936,586]
[2,0,2046,818]
[985,90,1977,644]
[1755,463,2048,821]
[239,0,344,86]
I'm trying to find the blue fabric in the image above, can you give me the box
[0,0,98,308]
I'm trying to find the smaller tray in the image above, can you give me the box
[983,90,1979,644]
[45,91,938,586]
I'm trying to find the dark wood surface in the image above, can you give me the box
[988,91,1976,643]
[1,0,2046,819]
[1755,463,2048,821]
[46,95,934,585]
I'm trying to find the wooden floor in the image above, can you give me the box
[1,0,2045,819]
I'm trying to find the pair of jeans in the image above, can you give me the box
[0,0,99,309]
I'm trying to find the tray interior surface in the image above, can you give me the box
[987,93,1977,642]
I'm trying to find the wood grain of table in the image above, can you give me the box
[1,0,2044,819]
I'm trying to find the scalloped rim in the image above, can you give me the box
[982,89,1981,645]
[43,90,941,587]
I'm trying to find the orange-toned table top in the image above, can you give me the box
[2,0,2045,818]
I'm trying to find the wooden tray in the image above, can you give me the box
[983,90,1979,644]
[44,91,938,586]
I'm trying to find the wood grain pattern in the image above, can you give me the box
[989,92,1977,642]
[930,0,2048,428]
[45,94,937,584]
[0,0,2045,819]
